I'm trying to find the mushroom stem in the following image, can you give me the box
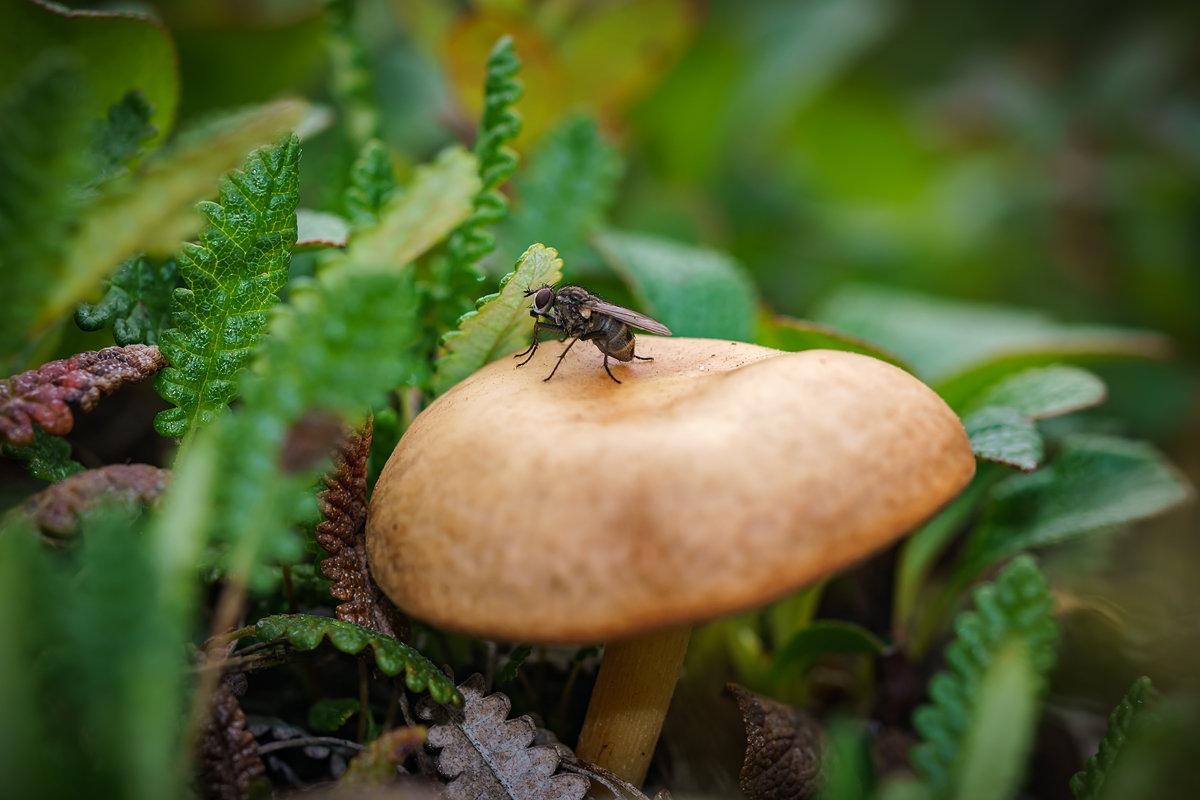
[574,625,692,788]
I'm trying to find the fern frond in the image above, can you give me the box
[433,243,564,394]
[153,134,300,439]
[911,555,1059,797]
[2,427,84,483]
[433,36,523,334]
[89,90,157,185]
[75,255,180,345]
[254,614,461,704]
[497,115,622,265]
[343,139,396,227]
[1070,676,1155,800]
[324,0,382,150]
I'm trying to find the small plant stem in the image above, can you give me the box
[257,737,365,755]
[575,626,691,788]
[383,679,401,731]
[357,658,370,743]
[281,563,298,613]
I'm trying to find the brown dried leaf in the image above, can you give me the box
[17,463,170,537]
[340,726,428,786]
[200,678,267,800]
[728,683,824,800]
[0,344,167,446]
[415,674,589,800]
[315,421,409,640]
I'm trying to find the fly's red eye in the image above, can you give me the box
[534,287,554,313]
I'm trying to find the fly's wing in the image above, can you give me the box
[581,298,673,336]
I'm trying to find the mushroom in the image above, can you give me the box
[366,338,975,788]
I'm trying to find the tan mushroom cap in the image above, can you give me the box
[366,338,975,644]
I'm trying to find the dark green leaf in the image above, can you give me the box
[89,90,156,183]
[154,134,300,438]
[255,614,461,704]
[962,365,1107,420]
[756,314,913,371]
[1070,677,1155,800]
[963,406,1043,472]
[74,255,180,345]
[595,230,757,341]
[433,243,564,394]
[911,556,1059,798]
[964,434,1193,572]
[494,114,622,268]
[768,621,887,686]
[308,697,361,733]
[2,427,84,483]
[498,644,533,684]
[343,139,395,227]
[812,284,1170,393]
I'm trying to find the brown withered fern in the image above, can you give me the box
[315,420,409,640]
[200,678,267,800]
[0,344,167,446]
[17,463,170,539]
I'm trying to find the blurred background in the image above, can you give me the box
[40,0,1200,791]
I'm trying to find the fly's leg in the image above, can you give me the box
[602,353,622,384]
[544,337,582,382]
[633,354,653,361]
[515,319,564,367]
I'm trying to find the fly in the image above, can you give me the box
[514,285,672,383]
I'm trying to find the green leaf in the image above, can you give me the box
[2,427,85,483]
[343,146,481,269]
[308,697,361,733]
[343,138,395,227]
[498,644,533,684]
[911,556,1059,798]
[963,406,1043,472]
[495,114,622,268]
[768,620,886,686]
[812,284,1170,395]
[756,314,913,371]
[594,230,757,341]
[0,1,178,150]
[40,99,314,332]
[0,55,91,367]
[296,209,351,249]
[1070,677,1155,800]
[433,243,565,395]
[89,90,157,183]
[74,255,180,346]
[255,614,462,704]
[324,0,382,150]
[0,506,190,799]
[964,434,1193,573]
[964,365,1107,420]
[434,36,524,334]
[154,134,300,439]
[820,718,875,800]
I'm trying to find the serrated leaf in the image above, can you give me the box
[416,674,588,800]
[963,406,1043,472]
[1070,676,1155,800]
[325,0,382,150]
[2,427,84,483]
[812,284,1170,396]
[494,114,622,269]
[964,434,1193,572]
[755,314,913,371]
[0,2,177,149]
[153,134,300,439]
[343,138,395,227]
[40,99,313,332]
[434,36,524,336]
[433,243,564,394]
[343,146,481,269]
[910,556,1059,798]
[74,255,181,345]
[254,615,460,704]
[595,230,757,341]
[308,697,361,733]
[964,365,1107,419]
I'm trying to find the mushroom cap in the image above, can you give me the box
[367,338,975,643]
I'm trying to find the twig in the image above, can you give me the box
[257,737,366,756]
